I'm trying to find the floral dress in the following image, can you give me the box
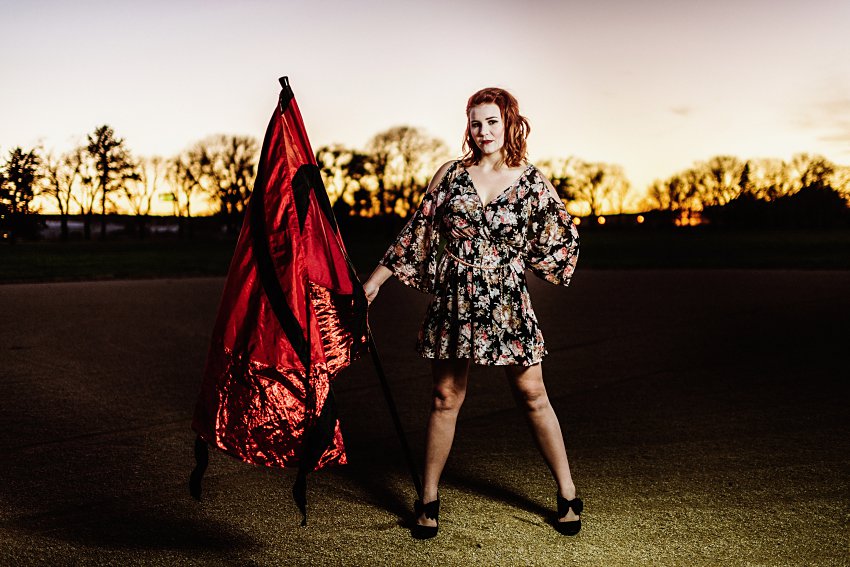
[379,159,580,366]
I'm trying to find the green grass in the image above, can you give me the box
[1,227,848,284]
[576,227,850,269]
[0,238,236,283]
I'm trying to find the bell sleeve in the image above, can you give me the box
[524,174,580,287]
[379,161,458,293]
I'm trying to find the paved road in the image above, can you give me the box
[0,271,847,566]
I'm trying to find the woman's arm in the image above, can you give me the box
[363,264,393,304]
[363,159,457,304]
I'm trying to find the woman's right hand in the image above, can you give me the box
[363,280,380,305]
[363,265,393,305]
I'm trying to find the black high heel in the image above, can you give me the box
[411,498,440,539]
[554,494,583,536]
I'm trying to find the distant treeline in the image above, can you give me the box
[2,124,849,241]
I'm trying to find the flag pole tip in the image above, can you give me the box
[279,76,290,88]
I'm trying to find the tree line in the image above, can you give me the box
[640,154,850,227]
[0,126,259,240]
[2,124,849,241]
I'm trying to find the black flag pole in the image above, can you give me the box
[367,328,423,501]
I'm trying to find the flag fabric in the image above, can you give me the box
[191,77,368,517]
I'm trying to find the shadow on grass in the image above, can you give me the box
[15,500,260,554]
[329,434,553,531]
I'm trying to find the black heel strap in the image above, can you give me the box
[415,498,440,520]
[557,495,583,516]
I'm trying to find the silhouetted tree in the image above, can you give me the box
[366,132,393,215]
[795,153,834,192]
[536,158,575,201]
[694,155,744,207]
[85,125,137,239]
[166,145,213,238]
[539,157,630,216]
[1,146,41,239]
[346,151,373,216]
[832,164,850,203]
[644,171,697,213]
[43,148,84,240]
[645,179,671,211]
[366,126,448,216]
[316,145,370,211]
[200,135,259,233]
[611,170,632,214]
[565,161,621,218]
[1,146,41,215]
[74,146,103,240]
[123,156,165,238]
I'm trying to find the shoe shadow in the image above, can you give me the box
[328,441,416,529]
[442,470,552,520]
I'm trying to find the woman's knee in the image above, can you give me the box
[432,382,466,413]
[517,388,549,412]
[431,358,469,413]
[513,382,550,413]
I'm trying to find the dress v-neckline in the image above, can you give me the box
[462,163,533,208]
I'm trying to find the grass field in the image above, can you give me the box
[1,227,849,284]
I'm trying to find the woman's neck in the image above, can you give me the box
[476,152,506,171]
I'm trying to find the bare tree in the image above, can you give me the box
[745,158,791,201]
[316,145,375,216]
[73,150,101,240]
[608,164,631,214]
[693,155,744,207]
[796,153,834,191]
[42,147,84,240]
[831,164,850,203]
[645,179,672,211]
[366,132,393,215]
[123,155,165,238]
[565,161,616,218]
[539,157,631,216]
[645,171,698,212]
[366,126,449,216]
[536,158,574,200]
[166,145,213,238]
[200,135,259,233]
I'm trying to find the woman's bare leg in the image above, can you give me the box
[505,362,579,522]
[417,357,471,527]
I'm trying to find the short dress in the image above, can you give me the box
[379,159,580,366]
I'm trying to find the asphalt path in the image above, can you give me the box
[0,270,847,566]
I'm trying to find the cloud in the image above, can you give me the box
[814,97,850,151]
[669,106,693,117]
[818,123,850,145]
[797,81,850,153]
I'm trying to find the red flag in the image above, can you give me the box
[191,78,368,510]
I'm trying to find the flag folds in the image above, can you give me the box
[192,77,368,479]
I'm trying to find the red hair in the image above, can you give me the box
[461,87,531,168]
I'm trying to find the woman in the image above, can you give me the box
[363,87,582,539]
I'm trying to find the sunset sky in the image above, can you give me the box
[3,0,849,214]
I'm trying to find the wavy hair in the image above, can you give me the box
[460,87,531,168]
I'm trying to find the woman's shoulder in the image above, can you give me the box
[525,163,560,200]
[434,159,462,178]
[424,159,463,193]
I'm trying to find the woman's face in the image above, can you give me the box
[468,103,505,157]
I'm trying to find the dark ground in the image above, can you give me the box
[0,271,848,566]
[3,227,850,284]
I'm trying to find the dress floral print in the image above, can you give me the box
[380,160,580,366]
